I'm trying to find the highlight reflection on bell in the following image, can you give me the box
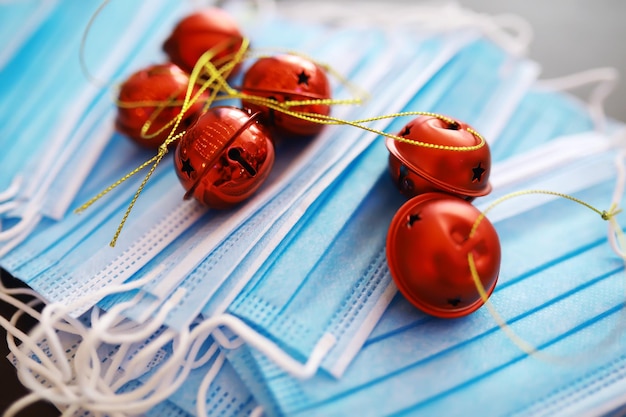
[386,115,492,200]
[386,193,501,318]
[115,63,208,149]
[241,54,331,139]
[174,106,275,209]
[163,8,244,77]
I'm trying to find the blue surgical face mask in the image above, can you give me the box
[4,5,620,413]
[61,34,480,412]
[226,139,401,374]
[223,138,626,417]
[6,166,204,315]
[0,130,169,265]
[413,36,539,142]
[0,11,395,317]
[60,38,532,411]
[95,26,473,321]
[490,87,596,162]
[208,130,618,409]
[95,33,539,388]
[0,0,58,70]
[0,0,163,191]
[0,1,320,306]
[137,349,259,417]
[0,0,189,251]
[193,35,539,378]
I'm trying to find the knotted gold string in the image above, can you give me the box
[77,36,488,246]
[467,190,625,361]
[75,41,250,246]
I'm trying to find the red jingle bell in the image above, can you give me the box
[241,54,331,138]
[163,8,244,77]
[116,63,208,149]
[386,193,501,318]
[174,106,275,209]
[386,115,492,201]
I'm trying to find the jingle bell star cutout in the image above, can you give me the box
[406,212,422,228]
[297,70,310,86]
[180,157,195,178]
[385,115,492,200]
[472,162,486,183]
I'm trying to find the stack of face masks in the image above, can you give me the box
[2,2,491,317]
[0,0,197,257]
[219,84,625,415]
[2,1,626,417]
[223,138,626,417]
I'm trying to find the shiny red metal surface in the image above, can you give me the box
[115,63,207,149]
[241,54,331,139]
[386,115,492,200]
[163,8,244,76]
[386,193,501,318]
[174,106,275,208]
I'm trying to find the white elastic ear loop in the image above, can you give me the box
[536,67,619,133]
[212,0,276,20]
[0,201,21,217]
[70,305,197,413]
[252,0,276,17]
[60,330,194,415]
[75,292,185,399]
[85,331,199,414]
[273,1,532,57]
[4,302,87,415]
[196,350,226,417]
[5,273,189,414]
[235,0,277,17]
[91,287,181,345]
[189,314,336,379]
[104,313,335,413]
[15,275,163,406]
[0,175,23,203]
[0,204,42,256]
[111,328,177,389]
[211,327,245,349]
[0,218,41,259]
[118,325,208,396]
[107,331,222,414]
[190,340,220,369]
[0,280,83,380]
[19,325,126,412]
[250,405,266,417]
[86,294,180,380]
[10,282,333,414]
[84,288,186,383]
[0,282,85,399]
[33,293,90,382]
[401,5,533,57]
[0,280,63,328]
[102,342,131,385]
[484,12,533,57]
[111,331,188,396]
[2,300,70,389]
[3,392,51,417]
